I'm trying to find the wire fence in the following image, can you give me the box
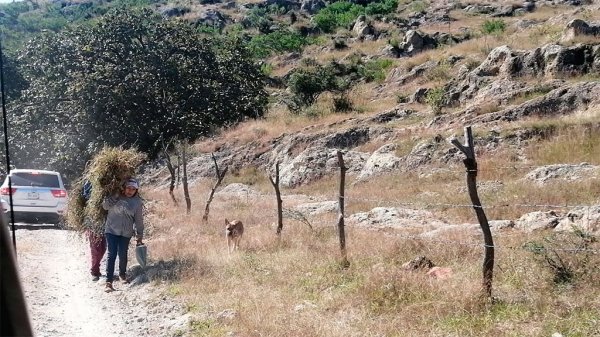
[262,171,600,256]
[204,155,600,255]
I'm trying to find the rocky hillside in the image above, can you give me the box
[134,0,600,237]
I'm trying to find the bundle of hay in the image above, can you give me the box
[66,147,146,235]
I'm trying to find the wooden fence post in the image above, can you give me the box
[202,153,228,222]
[449,126,494,299]
[337,151,350,268]
[268,162,284,235]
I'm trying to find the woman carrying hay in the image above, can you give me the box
[103,177,144,293]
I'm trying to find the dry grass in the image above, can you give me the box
[562,34,600,46]
[144,173,600,336]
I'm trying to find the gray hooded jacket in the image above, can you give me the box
[102,194,144,240]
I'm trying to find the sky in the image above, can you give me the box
[0,0,23,3]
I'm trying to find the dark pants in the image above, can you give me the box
[105,233,131,283]
[87,231,106,277]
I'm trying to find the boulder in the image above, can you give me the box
[524,163,599,185]
[355,144,402,181]
[191,9,228,30]
[555,206,600,234]
[300,0,325,13]
[562,19,600,41]
[515,211,561,231]
[352,16,376,39]
[347,207,448,230]
[399,30,437,55]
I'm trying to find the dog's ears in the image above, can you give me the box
[225,218,229,225]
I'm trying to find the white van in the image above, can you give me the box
[0,169,68,224]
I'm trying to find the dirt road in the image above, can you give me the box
[13,224,188,337]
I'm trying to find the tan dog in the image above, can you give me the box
[225,219,244,253]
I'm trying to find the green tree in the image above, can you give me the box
[11,8,267,179]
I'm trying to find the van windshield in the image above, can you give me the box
[9,173,60,188]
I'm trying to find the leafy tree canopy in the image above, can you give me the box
[8,8,267,179]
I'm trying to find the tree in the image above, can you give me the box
[10,8,268,179]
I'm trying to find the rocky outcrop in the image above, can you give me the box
[347,207,449,231]
[562,19,600,41]
[473,44,600,78]
[555,206,600,233]
[391,30,470,57]
[278,146,368,187]
[387,60,438,85]
[355,144,402,181]
[469,81,600,123]
[446,44,600,106]
[352,15,376,39]
[160,6,190,17]
[515,211,561,232]
[463,2,534,17]
[190,9,228,29]
[524,163,600,185]
[300,0,326,14]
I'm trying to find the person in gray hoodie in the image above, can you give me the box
[103,177,144,292]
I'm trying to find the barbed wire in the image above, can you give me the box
[211,164,598,255]
[383,232,600,254]
[427,164,597,173]
[339,195,599,210]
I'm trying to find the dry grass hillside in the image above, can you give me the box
[138,1,600,336]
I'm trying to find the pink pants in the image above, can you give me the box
[87,231,107,276]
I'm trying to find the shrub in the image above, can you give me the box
[425,87,445,115]
[333,93,353,112]
[288,65,336,106]
[314,1,364,33]
[396,93,409,103]
[260,63,274,76]
[333,39,348,50]
[524,230,598,285]
[249,30,310,58]
[365,0,398,15]
[389,37,401,49]
[358,59,393,83]
[481,19,506,35]
[244,7,272,30]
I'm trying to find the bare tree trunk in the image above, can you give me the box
[202,153,228,223]
[450,126,494,300]
[176,152,181,187]
[336,151,349,268]
[162,144,178,206]
[268,162,283,235]
[181,142,191,214]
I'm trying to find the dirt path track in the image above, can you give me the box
[14,225,187,337]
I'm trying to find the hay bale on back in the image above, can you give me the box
[65,147,146,235]
[65,178,86,230]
